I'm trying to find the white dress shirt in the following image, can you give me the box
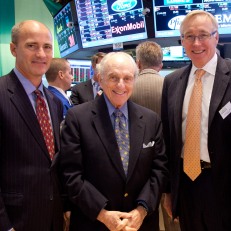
[182,53,217,163]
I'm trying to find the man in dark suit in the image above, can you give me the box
[161,10,231,230]
[46,58,74,118]
[59,52,168,231]
[0,20,64,231]
[70,52,105,105]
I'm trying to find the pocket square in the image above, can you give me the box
[143,141,155,148]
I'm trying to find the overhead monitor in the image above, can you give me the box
[153,0,231,38]
[67,59,91,82]
[75,0,148,48]
[53,1,82,57]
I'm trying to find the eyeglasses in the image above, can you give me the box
[181,31,217,42]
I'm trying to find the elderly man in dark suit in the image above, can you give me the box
[70,52,106,105]
[162,10,231,231]
[59,52,168,231]
[0,20,64,231]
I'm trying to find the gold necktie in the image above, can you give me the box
[184,69,205,181]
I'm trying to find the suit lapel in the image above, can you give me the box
[7,72,52,161]
[44,87,61,155]
[209,57,231,128]
[173,66,191,144]
[126,101,145,181]
[92,96,126,180]
[85,79,94,100]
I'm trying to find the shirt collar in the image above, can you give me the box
[14,67,44,96]
[191,53,217,76]
[103,94,128,120]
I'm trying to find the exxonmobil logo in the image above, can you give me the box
[112,21,144,34]
[111,0,137,12]
[168,15,185,29]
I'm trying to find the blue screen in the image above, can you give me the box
[54,2,81,57]
[153,0,231,38]
[75,0,148,48]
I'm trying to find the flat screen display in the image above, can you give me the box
[67,59,92,82]
[162,46,190,61]
[153,0,231,38]
[75,0,148,48]
[54,2,81,57]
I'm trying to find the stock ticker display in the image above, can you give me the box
[54,2,80,57]
[153,0,231,37]
[75,0,148,48]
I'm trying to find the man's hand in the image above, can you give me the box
[63,211,71,231]
[97,209,131,231]
[163,193,173,218]
[122,206,147,231]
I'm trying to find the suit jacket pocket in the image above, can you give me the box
[1,192,23,206]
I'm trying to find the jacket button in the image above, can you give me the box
[124,193,128,197]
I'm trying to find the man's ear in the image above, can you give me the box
[10,42,17,57]
[136,60,141,69]
[58,70,64,79]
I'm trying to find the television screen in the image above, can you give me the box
[162,46,190,61]
[67,59,91,82]
[54,1,81,57]
[153,0,231,38]
[75,0,148,48]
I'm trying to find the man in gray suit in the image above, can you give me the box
[162,10,231,230]
[131,41,180,231]
[0,20,64,231]
[130,41,164,115]
[70,52,106,105]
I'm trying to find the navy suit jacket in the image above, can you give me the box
[70,79,94,105]
[48,86,73,118]
[59,95,168,231]
[161,56,231,226]
[0,70,64,231]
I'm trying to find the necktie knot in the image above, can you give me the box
[195,69,205,81]
[114,109,123,118]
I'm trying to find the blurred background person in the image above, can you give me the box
[131,41,163,115]
[46,58,73,118]
[131,41,180,231]
[59,52,168,231]
[70,52,106,105]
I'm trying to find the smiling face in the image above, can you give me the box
[99,53,136,108]
[10,20,53,86]
[181,14,219,68]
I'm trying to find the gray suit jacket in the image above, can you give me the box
[0,70,64,231]
[161,57,231,225]
[130,69,164,115]
[70,79,94,105]
[59,95,168,231]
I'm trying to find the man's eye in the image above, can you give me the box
[186,35,193,40]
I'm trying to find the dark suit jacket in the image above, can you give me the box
[59,95,168,231]
[161,56,231,225]
[70,79,94,105]
[0,70,64,231]
[48,86,73,118]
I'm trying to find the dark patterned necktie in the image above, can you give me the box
[114,109,130,176]
[34,90,55,160]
